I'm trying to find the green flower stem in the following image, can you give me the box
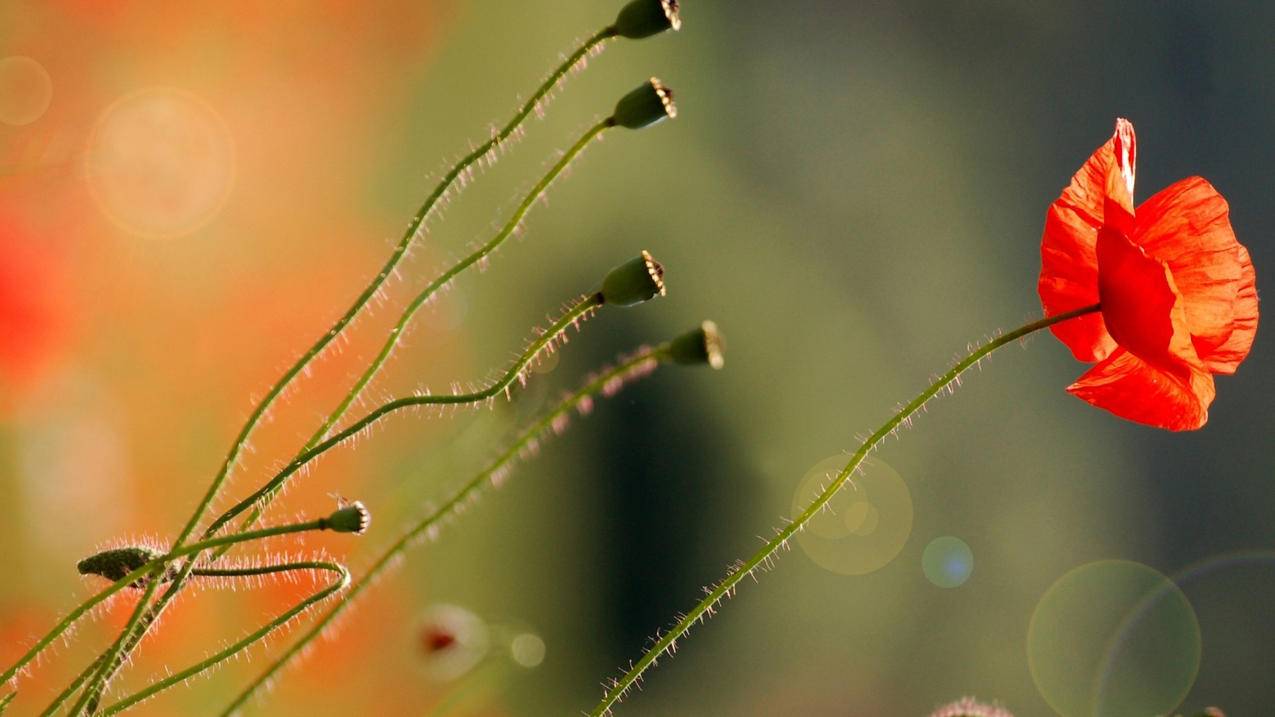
[97,560,350,716]
[71,291,601,714]
[69,25,620,711]
[169,519,328,559]
[208,292,605,537]
[223,345,670,715]
[67,576,162,716]
[0,691,14,713]
[2,565,157,690]
[40,655,101,717]
[1,519,333,695]
[221,117,615,552]
[587,304,1102,716]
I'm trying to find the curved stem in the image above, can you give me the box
[167,519,328,561]
[67,26,619,712]
[2,521,323,690]
[97,561,350,716]
[223,346,670,715]
[67,578,162,716]
[222,118,614,553]
[587,305,1101,716]
[70,289,600,714]
[2,564,157,689]
[208,292,604,537]
[41,656,101,717]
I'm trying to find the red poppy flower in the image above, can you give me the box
[1039,118,1258,431]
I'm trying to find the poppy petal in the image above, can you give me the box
[1133,177,1245,357]
[1096,211,1203,378]
[1039,119,1136,362]
[1067,348,1215,431]
[1202,244,1259,374]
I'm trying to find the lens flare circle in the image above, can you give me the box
[0,56,53,126]
[414,603,490,681]
[791,455,912,576]
[85,87,235,239]
[922,536,973,588]
[510,632,546,668]
[1027,560,1200,717]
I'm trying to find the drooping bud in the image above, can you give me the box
[613,0,681,39]
[668,320,724,369]
[611,77,676,129]
[323,501,371,534]
[77,546,162,585]
[600,250,666,306]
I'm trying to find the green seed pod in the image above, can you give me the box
[613,0,681,39]
[77,546,162,585]
[324,501,371,534]
[600,250,666,306]
[668,320,725,369]
[611,77,676,130]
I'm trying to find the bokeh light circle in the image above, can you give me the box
[0,56,53,126]
[414,603,490,681]
[1027,560,1200,717]
[509,632,546,668]
[791,455,912,575]
[85,87,235,239]
[922,536,973,588]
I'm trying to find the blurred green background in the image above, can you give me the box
[1,1,1272,715]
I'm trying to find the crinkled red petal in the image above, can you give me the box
[1096,210,1202,379]
[1133,177,1245,357]
[1067,348,1215,431]
[1203,244,1259,374]
[1038,120,1136,362]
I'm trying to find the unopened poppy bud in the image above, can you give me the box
[610,77,676,129]
[613,0,681,39]
[77,546,162,584]
[599,250,666,306]
[668,320,724,369]
[323,501,371,534]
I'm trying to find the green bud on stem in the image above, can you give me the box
[600,251,666,306]
[611,77,677,129]
[77,546,162,585]
[668,320,725,368]
[323,501,371,535]
[613,0,681,39]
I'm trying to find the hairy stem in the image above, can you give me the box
[41,656,101,717]
[67,26,619,711]
[224,346,670,715]
[73,291,599,712]
[70,290,599,713]
[97,561,349,716]
[2,519,331,693]
[2,564,156,690]
[208,292,604,537]
[224,117,614,551]
[588,305,1101,715]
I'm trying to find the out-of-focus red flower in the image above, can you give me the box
[1039,118,1258,431]
[0,211,70,394]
